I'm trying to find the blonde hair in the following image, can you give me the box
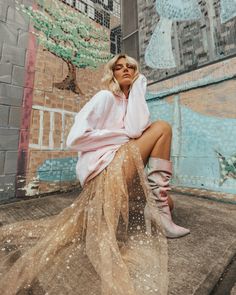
[102,54,140,95]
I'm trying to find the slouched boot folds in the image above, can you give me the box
[145,157,190,238]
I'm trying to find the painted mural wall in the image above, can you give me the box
[135,0,236,194]
[138,0,236,81]
[0,0,121,201]
[147,59,236,195]
[137,0,236,195]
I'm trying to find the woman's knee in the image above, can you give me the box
[150,120,172,137]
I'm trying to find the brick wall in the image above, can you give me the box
[0,0,121,201]
[23,45,107,196]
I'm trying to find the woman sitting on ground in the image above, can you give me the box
[0,54,189,295]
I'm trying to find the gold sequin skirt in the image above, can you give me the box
[0,141,168,295]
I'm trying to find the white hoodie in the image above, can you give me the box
[66,74,151,186]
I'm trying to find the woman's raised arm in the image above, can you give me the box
[66,91,129,152]
[124,74,151,138]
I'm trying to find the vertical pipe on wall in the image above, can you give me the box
[172,95,182,185]
[206,0,216,60]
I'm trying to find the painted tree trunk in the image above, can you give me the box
[53,62,83,94]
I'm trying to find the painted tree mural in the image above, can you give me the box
[17,0,112,94]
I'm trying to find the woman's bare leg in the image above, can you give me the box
[134,120,172,166]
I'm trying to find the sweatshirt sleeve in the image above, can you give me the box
[66,91,129,152]
[124,74,151,138]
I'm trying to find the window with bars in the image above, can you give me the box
[110,25,121,54]
[60,0,115,29]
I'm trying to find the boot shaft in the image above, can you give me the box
[146,157,172,202]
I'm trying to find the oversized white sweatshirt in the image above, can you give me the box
[66,74,151,186]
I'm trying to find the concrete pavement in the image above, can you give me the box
[0,190,235,294]
[168,193,236,294]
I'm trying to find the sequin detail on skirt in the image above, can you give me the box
[0,141,168,295]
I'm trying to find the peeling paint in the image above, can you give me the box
[23,177,40,196]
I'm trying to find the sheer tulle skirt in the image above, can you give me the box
[0,141,168,295]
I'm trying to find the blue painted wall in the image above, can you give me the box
[147,94,236,194]
[37,157,78,182]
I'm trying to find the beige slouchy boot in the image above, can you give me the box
[144,157,190,238]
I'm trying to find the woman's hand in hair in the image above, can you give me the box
[132,72,140,84]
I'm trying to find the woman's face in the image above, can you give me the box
[113,57,136,91]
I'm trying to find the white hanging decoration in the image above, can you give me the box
[220,0,236,23]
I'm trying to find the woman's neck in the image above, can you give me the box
[121,87,130,99]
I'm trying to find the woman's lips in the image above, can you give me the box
[123,74,131,78]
